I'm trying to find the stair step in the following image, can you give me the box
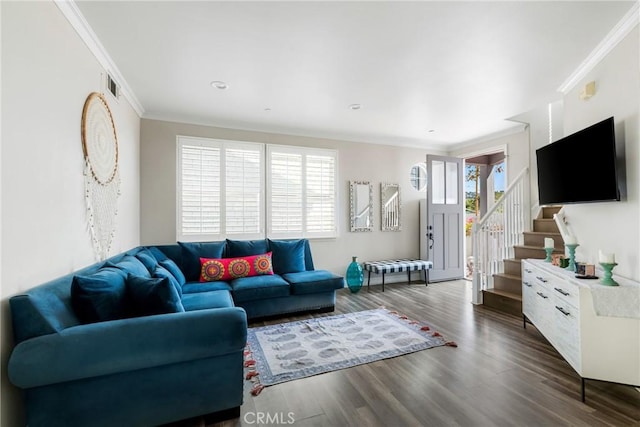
[504,258,522,276]
[523,231,564,249]
[493,273,522,294]
[533,218,560,233]
[482,289,522,317]
[514,245,562,260]
[541,206,563,219]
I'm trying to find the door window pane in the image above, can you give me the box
[432,160,445,204]
[446,161,458,204]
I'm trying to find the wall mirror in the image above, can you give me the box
[349,181,373,232]
[410,162,427,192]
[381,183,401,231]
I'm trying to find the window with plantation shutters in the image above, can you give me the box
[177,137,264,241]
[267,145,338,239]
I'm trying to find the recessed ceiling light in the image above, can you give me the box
[349,104,361,110]
[210,81,228,90]
[264,108,272,112]
[427,129,435,133]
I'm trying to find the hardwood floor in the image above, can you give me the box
[186,280,640,426]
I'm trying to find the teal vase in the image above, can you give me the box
[346,256,363,293]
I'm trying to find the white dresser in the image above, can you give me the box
[522,259,640,401]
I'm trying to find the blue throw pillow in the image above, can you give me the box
[126,275,185,317]
[178,241,226,281]
[226,239,269,257]
[159,259,186,286]
[106,255,150,278]
[153,265,183,297]
[135,248,158,273]
[268,239,306,274]
[71,267,128,324]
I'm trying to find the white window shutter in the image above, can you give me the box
[178,142,221,239]
[225,147,263,236]
[306,154,336,236]
[269,151,303,235]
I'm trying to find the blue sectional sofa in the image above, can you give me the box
[8,239,343,427]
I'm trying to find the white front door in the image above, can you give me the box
[426,154,464,282]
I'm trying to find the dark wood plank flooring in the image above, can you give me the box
[180,280,640,427]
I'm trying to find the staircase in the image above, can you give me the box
[482,206,564,316]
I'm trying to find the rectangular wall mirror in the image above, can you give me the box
[349,181,373,232]
[381,183,401,231]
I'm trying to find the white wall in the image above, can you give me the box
[1,2,141,425]
[560,27,639,281]
[140,119,438,277]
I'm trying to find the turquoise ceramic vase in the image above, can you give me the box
[346,256,363,293]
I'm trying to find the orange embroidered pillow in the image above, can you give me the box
[200,252,274,282]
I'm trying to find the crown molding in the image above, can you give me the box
[557,1,639,94]
[54,0,145,116]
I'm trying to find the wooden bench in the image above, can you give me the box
[362,259,433,292]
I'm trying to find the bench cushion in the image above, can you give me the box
[363,259,433,274]
[282,270,344,295]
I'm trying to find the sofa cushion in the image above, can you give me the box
[126,275,185,316]
[200,252,273,282]
[182,281,232,294]
[152,265,183,298]
[106,255,150,278]
[71,267,128,324]
[178,241,226,282]
[269,239,306,274]
[226,239,269,257]
[230,274,290,303]
[283,270,345,295]
[71,267,128,323]
[135,248,159,273]
[159,259,186,286]
[181,290,235,311]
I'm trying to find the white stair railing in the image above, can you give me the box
[471,167,530,304]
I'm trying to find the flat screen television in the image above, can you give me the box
[536,116,620,205]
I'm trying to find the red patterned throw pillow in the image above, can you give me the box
[200,252,274,282]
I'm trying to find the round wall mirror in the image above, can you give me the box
[410,163,427,191]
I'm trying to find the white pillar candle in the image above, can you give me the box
[599,250,616,264]
[564,235,578,245]
[544,237,554,249]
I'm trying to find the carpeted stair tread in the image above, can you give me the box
[483,288,522,301]
[523,231,562,236]
[493,273,522,281]
[514,244,563,252]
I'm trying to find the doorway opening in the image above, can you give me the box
[464,151,506,278]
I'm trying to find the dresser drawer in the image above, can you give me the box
[550,277,579,309]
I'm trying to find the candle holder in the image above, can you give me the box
[599,262,619,286]
[544,247,553,262]
[565,243,579,272]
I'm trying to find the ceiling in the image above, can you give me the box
[76,1,635,150]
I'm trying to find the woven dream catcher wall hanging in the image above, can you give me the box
[81,92,120,260]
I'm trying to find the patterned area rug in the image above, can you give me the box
[244,308,457,395]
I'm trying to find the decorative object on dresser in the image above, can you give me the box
[543,238,554,262]
[522,259,639,402]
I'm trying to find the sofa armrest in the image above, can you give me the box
[9,307,247,389]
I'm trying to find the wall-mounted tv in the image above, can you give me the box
[536,116,620,205]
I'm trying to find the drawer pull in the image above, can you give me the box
[555,306,570,316]
[536,292,549,299]
[536,276,548,283]
[524,282,532,287]
[554,287,570,296]
[525,269,533,274]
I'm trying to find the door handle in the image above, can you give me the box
[428,226,434,249]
